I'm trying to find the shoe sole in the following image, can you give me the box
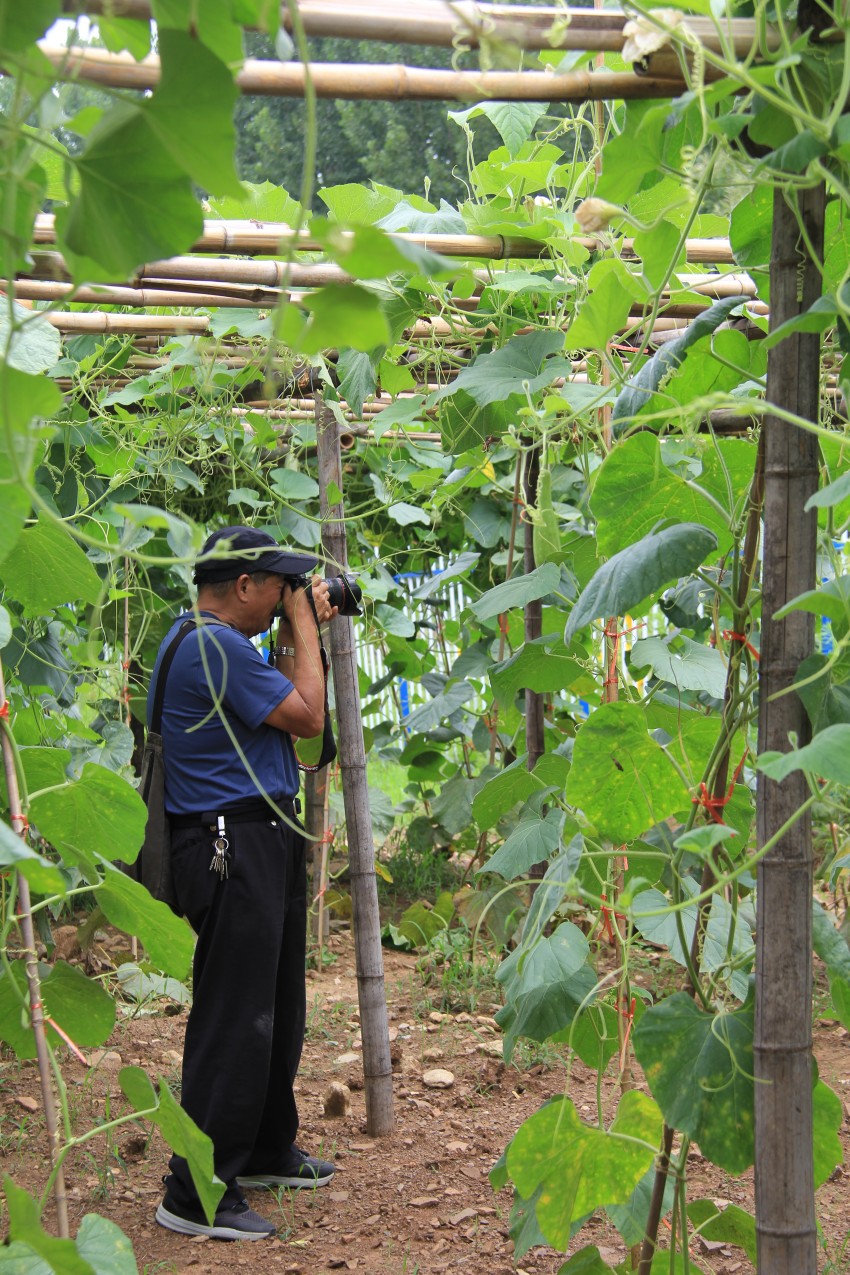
[237,1172,335,1190]
[155,1203,275,1240]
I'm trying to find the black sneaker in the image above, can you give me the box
[155,1197,276,1240]
[237,1147,336,1190]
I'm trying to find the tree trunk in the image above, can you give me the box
[754,183,825,1275]
[314,398,394,1137]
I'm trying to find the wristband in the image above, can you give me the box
[273,646,296,658]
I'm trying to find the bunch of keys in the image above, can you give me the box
[210,815,230,879]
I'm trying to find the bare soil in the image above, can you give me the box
[2,926,849,1275]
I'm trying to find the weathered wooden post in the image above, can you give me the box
[314,398,394,1136]
[304,767,330,947]
[754,183,825,1275]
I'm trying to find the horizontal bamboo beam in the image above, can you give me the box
[60,1,770,58]
[11,280,285,308]
[31,214,737,265]
[38,45,686,101]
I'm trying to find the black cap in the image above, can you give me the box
[194,526,318,584]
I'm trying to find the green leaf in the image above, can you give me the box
[590,434,751,558]
[757,724,850,786]
[0,301,61,374]
[633,988,755,1174]
[805,468,850,510]
[96,859,195,981]
[564,523,718,645]
[119,1064,158,1113]
[496,923,594,1060]
[630,635,727,699]
[336,348,376,417]
[0,1240,54,1272]
[30,763,146,866]
[607,1165,675,1248]
[773,575,850,626]
[687,1200,756,1263]
[1,515,102,614]
[268,468,320,500]
[3,1178,94,1275]
[151,1081,226,1225]
[0,604,10,649]
[57,102,203,280]
[98,14,153,58]
[0,366,60,565]
[452,101,547,156]
[794,653,850,733]
[319,182,404,224]
[567,261,636,350]
[387,501,431,527]
[812,899,850,982]
[394,892,454,949]
[0,819,66,896]
[299,284,390,355]
[482,809,564,880]
[0,0,60,51]
[611,296,743,429]
[473,758,548,831]
[634,219,683,292]
[506,1091,662,1247]
[730,183,773,272]
[401,682,475,734]
[431,329,570,408]
[74,1214,137,1275]
[0,960,115,1061]
[490,636,585,704]
[207,179,301,224]
[473,563,561,622]
[566,702,686,842]
[557,1247,617,1273]
[760,128,828,175]
[813,1079,843,1188]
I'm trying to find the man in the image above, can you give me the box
[150,526,338,1241]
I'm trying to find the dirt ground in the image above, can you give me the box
[2,926,849,1275]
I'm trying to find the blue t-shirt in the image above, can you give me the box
[148,614,299,815]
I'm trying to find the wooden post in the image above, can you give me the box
[523,442,545,772]
[304,767,331,948]
[314,398,394,1136]
[754,184,825,1275]
[0,656,70,1236]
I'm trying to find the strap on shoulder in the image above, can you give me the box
[150,619,197,734]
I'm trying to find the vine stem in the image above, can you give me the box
[0,654,69,1238]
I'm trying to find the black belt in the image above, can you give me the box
[169,797,301,829]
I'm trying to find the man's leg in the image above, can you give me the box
[164,819,290,1214]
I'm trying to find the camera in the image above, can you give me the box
[287,573,363,617]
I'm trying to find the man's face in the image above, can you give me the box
[244,573,286,636]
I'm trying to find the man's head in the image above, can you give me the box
[194,526,318,635]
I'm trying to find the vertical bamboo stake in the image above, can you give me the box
[523,441,545,772]
[0,656,70,1236]
[305,766,331,949]
[754,184,825,1275]
[314,397,394,1136]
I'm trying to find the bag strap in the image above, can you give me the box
[150,619,197,734]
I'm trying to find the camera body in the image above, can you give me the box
[286,572,363,617]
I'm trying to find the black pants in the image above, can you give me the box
[164,813,307,1213]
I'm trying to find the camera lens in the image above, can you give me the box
[327,574,362,616]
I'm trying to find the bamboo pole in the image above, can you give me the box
[62,1,771,58]
[32,215,738,264]
[753,185,824,1275]
[11,280,285,308]
[304,768,331,949]
[314,396,394,1137]
[0,657,70,1237]
[38,46,687,101]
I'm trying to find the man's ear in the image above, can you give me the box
[235,573,252,599]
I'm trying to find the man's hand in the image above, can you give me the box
[310,575,339,625]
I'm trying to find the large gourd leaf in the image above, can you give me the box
[96,859,195,980]
[0,960,115,1060]
[490,635,586,703]
[565,523,718,644]
[506,1091,662,1248]
[482,809,564,880]
[758,724,850,786]
[474,563,561,622]
[431,329,572,407]
[0,819,66,896]
[633,988,755,1174]
[74,1215,137,1275]
[3,1179,94,1275]
[0,366,57,565]
[566,702,687,842]
[0,514,102,614]
[496,922,593,1059]
[29,764,146,867]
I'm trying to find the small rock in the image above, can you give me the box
[477,1042,503,1058]
[348,1141,373,1152]
[323,1082,351,1118]
[16,1096,39,1113]
[89,1050,123,1070]
[455,1012,473,1023]
[445,1140,468,1154]
[423,1047,444,1061]
[422,1068,454,1089]
[410,1197,440,1208]
[336,1051,360,1067]
[165,1049,183,1065]
[449,1208,479,1226]
[428,1011,445,1023]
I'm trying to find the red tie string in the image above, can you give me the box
[722,630,760,661]
[11,813,29,835]
[692,751,749,825]
[0,700,9,719]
